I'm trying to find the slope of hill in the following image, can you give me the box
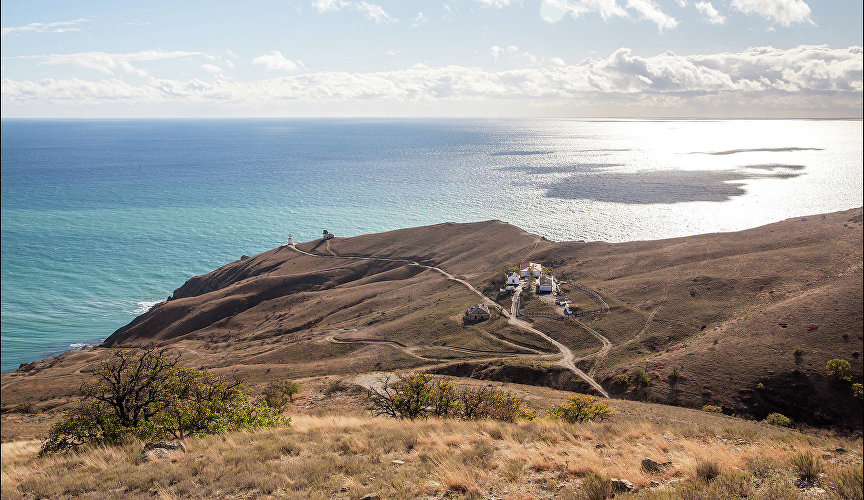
[2,209,861,429]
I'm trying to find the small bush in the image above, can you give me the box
[613,374,630,385]
[547,395,616,423]
[826,359,852,383]
[667,366,683,382]
[629,368,651,388]
[261,379,301,411]
[695,461,721,483]
[578,473,613,500]
[852,383,863,400]
[368,374,534,422]
[790,451,822,484]
[762,412,791,427]
[701,404,723,413]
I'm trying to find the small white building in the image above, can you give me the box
[538,273,555,293]
[287,233,295,245]
[506,272,520,286]
[520,262,542,278]
[464,304,491,322]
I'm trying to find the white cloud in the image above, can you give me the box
[731,0,811,26]
[25,50,201,77]
[202,64,222,74]
[1,18,88,36]
[490,45,541,64]
[475,0,515,7]
[311,0,396,23]
[3,46,860,117]
[625,0,678,31]
[412,12,429,26]
[539,0,676,30]
[252,51,302,72]
[694,1,725,24]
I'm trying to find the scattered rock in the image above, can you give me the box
[610,478,635,494]
[822,452,832,459]
[240,255,250,260]
[807,324,819,331]
[734,439,747,446]
[390,459,406,465]
[360,494,380,500]
[834,447,846,453]
[141,441,186,463]
[339,487,349,493]
[595,443,606,449]
[641,457,672,473]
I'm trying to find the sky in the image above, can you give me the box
[1,0,862,118]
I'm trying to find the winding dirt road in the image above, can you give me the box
[289,242,610,398]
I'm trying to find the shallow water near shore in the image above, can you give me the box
[1,118,862,372]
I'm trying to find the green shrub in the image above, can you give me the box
[701,405,723,413]
[790,451,822,484]
[667,366,683,382]
[826,359,852,383]
[261,379,301,411]
[852,383,863,400]
[368,374,534,422]
[547,395,616,423]
[629,368,651,388]
[40,349,287,456]
[695,461,721,483]
[762,412,791,427]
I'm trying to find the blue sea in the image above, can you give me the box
[1,119,862,372]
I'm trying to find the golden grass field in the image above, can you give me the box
[2,385,861,499]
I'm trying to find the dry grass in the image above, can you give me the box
[2,410,861,499]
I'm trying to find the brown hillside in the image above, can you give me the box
[2,210,861,430]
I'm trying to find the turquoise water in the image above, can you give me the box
[2,119,862,372]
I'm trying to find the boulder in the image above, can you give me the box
[140,441,187,463]
[641,457,672,473]
[610,478,635,494]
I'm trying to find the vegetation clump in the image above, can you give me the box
[790,451,823,484]
[701,404,723,413]
[261,379,301,411]
[762,412,791,427]
[546,394,615,423]
[826,358,852,383]
[853,383,863,400]
[629,368,651,388]
[369,373,534,422]
[695,460,721,483]
[40,349,287,456]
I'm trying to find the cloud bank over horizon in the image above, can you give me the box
[2,45,861,118]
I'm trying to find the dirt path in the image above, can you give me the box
[290,243,611,398]
[571,319,612,377]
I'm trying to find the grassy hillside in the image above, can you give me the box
[2,209,861,430]
[2,390,861,499]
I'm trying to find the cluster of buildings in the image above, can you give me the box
[504,262,555,293]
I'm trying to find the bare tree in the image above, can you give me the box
[81,347,181,429]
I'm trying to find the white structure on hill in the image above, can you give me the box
[464,303,491,322]
[288,233,294,245]
[538,273,555,293]
[520,262,542,278]
[506,272,520,286]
